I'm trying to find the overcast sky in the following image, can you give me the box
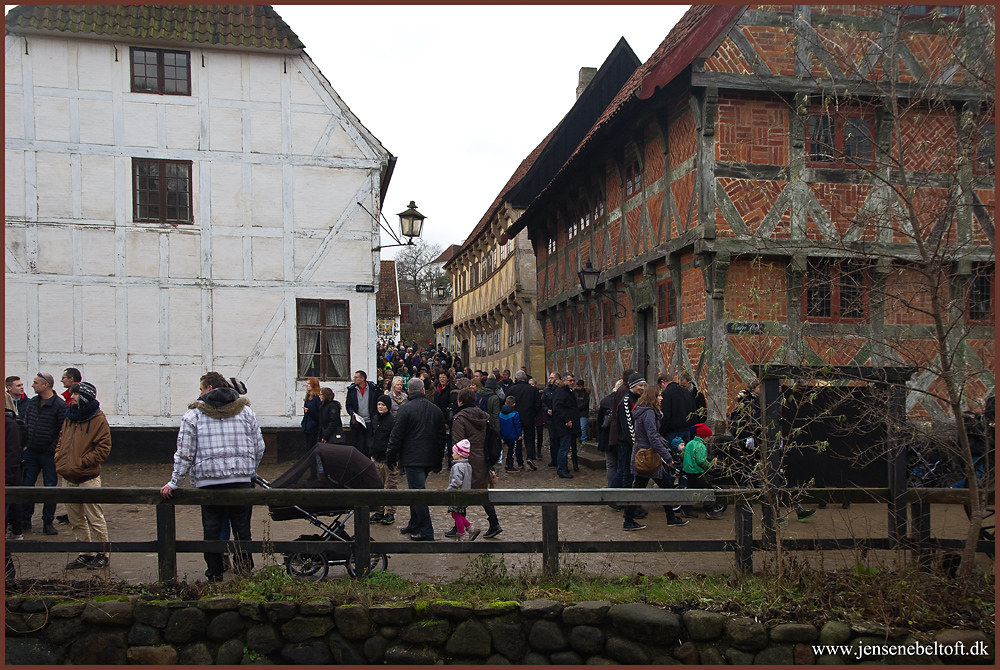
[269,5,690,257]
[6,4,691,257]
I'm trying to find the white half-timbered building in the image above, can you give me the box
[4,6,393,441]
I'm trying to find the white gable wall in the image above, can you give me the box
[4,34,390,427]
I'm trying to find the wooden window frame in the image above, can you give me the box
[602,299,615,338]
[657,279,676,327]
[516,312,523,344]
[132,158,193,223]
[624,160,642,197]
[967,264,995,324]
[130,47,191,96]
[902,5,963,21]
[974,123,995,175]
[803,259,870,323]
[296,299,351,381]
[807,113,875,168]
[577,310,585,346]
[589,305,599,341]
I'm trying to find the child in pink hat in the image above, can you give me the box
[446,439,480,541]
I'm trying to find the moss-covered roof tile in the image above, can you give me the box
[4,5,305,52]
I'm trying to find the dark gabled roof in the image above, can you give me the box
[433,244,461,265]
[505,38,641,208]
[446,38,641,268]
[377,260,400,317]
[432,302,453,327]
[4,5,306,53]
[507,5,746,238]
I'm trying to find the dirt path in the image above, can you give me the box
[8,456,986,584]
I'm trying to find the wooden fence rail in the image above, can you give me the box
[4,486,989,582]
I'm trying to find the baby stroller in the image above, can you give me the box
[254,443,389,581]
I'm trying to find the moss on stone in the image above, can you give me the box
[488,600,520,608]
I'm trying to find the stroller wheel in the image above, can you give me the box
[286,553,329,582]
[346,550,388,579]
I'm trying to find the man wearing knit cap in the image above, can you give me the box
[55,382,112,569]
[615,373,647,517]
[681,423,723,520]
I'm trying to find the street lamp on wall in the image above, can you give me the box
[364,199,427,252]
[577,259,627,318]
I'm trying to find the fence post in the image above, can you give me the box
[909,501,931,570]
[156,504,177,583]
[541,505,559,575]
[353,506,371,579]
[886,385,908,547]
[734,500,754,574]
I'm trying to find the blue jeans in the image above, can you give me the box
[579,417,588,443]
[546,419,558,463]
[557,434,573,477]
[405,466,433,538]
[613,442,633,490]
[201,482,253,579]
[22,449,57,521]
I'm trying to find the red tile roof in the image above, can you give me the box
[377,260,400,317]
[4,5,306,52]
[432,301,453,327]
[433,244,461,265]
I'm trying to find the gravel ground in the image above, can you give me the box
[7,444,987,584]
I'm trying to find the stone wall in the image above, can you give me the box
[5,595,994,665]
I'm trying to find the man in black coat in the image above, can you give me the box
[551,375,580,479]
[22,373,68,535]
[386,378,446,541]
[660,375,696,446]
[506,371,540,468]
[541,371,559,467]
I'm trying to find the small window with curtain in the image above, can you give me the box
[625,160,641,197]
[516,312,523,343]
[297,300,350,380]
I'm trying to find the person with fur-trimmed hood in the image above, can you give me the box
[160,371,265,582]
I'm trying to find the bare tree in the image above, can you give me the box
[394,239,445,302]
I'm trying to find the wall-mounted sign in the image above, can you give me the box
[726,322,766,335]
[356,284,375,293]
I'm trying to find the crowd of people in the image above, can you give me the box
[4,340,804,580]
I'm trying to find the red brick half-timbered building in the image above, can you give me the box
[507,4,994,427]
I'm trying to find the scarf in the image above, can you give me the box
[66,398,101,423]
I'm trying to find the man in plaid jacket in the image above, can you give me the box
[160,371,265,582]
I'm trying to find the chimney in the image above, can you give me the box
[576,67,597,99]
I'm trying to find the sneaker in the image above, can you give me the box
[483,525,503,539]
[380,513,395,525]
[557,472,574,479]
[370,512,384,524]
[525,460,537,471]
[87,553,108,570]
[43,521,58,536]
[444,526,459,538]
[463,527,481,541]
[706,512,724,520]
[623,520,646,531]
[797,509,817,522]
[66,554,94,569]
[505,466,519,473]
[667,518,689,527]
[680,510,699,519]
[399,525,418,535]
[7,533,23,541]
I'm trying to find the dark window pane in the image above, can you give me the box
[806,262,833,318]
[809,116,836,162]
[969,268,993,321]
[839,266,865,319]
[844,118,872,163]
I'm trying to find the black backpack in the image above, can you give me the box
[483,421,503,467]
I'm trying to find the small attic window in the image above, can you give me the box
[131,47,191,96]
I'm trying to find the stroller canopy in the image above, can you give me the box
[271,443,384,491]
[265,443,383,521]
